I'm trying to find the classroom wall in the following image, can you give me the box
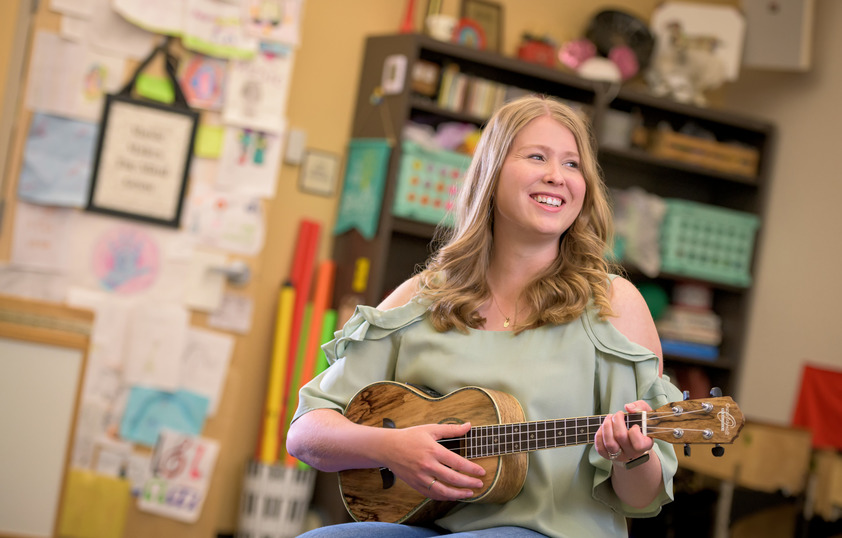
[0,0,837,535]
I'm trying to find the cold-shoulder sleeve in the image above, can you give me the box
[291,299,429,422]
[580,302,684,518]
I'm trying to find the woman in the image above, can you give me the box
[287,95,683,537]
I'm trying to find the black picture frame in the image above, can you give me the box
[86,93,199,228]
[460,0,503,52]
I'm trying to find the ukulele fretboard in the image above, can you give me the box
[449,414,644,458]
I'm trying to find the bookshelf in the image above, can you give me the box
[333,32,775,399]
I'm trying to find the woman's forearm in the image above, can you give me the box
[286,408,389,472]
[610,451,664,508]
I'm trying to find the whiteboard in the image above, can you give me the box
[0,338,85,536]
[0,294,92,538]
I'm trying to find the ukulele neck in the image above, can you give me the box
[442,413,646,458]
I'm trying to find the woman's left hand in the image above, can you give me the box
[595,400,654,464]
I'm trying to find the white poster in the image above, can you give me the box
[25,31,125,122]
[222,43,293,133]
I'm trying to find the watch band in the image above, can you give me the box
[623,451,650,470]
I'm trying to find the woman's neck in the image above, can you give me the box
[487,236,558,293]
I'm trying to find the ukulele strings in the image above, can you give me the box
[438,406,724,450]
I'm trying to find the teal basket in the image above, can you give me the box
[392,141,472,226]
[660,199,760,287]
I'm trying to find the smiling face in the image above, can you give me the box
[493,115,587,241]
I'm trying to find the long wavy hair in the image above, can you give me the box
[416,95,617,334]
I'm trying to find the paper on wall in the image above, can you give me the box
[0,265,69,303]
[183,249,227,312]
[84,0,158,60]
[18,112,98,208]
[182,180,266,256]
[60,16,89,42]
[183,0,259,59]
[10,202,73,271]
[138,430,219,522]
[207,293,254,334]
[68,212,189,302]
[119,388,209,446]
[222,43,293,133]
[179,327,234,416]
[113,0,186,35]
[179,52,228,111]
[216,124,285,198]
[242,0,305,47]
[25,31,125,122]
[51,0,95,18]
[122,302,189,390]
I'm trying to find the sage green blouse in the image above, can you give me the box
[293,295,683,537]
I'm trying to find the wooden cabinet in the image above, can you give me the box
[332,33,775,398]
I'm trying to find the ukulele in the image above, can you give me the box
[338,381,744,524]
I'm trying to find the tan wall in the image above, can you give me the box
[0,0,835,534]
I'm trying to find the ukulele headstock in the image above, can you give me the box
[647,396,745,445]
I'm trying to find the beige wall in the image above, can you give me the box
[0,0,835,532]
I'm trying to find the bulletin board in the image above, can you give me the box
[0,2,289,535]
[0,294,92,538]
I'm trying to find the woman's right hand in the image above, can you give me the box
[287,409,485,499]
[376,421,486,500]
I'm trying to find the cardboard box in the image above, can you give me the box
[678,421,813,495]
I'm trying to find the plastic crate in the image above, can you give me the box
[392,141,472,226]
[660,199,760,287]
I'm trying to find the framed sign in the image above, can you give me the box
[86,94,198,227]
[299,149,340,197]
[460,0,503,52]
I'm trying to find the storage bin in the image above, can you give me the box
[660,199,759,287]
[392,140,472,226]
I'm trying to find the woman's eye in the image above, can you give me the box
[528,153,545,161]
[564,160,580,169]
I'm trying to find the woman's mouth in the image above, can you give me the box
[531,194,563,207]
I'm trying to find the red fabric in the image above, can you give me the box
[792,364,842,450]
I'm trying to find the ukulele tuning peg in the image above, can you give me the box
[710,387,723,398]
[711,444,725,457]
[683,390,690,401]
[683,444,691,457]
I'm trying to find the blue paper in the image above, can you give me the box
[18,112,98,207]
[333,139,391,240]
[119,387,210,447]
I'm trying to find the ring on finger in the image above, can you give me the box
[608,449,622,460]
[428,478,437,490]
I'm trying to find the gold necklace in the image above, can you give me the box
[491,293,514,328]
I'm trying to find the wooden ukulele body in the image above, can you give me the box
[339,382,528,524]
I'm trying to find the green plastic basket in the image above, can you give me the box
[660,199,760,287]
[392,141,472,226]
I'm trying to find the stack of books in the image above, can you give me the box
[657,305,721,361]
[436,63,529,118]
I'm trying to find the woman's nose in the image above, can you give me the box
[543,163,565,185]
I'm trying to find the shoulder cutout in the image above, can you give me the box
[608,277,663,371]
[376,275,421,310]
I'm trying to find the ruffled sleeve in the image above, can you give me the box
[580,302,685,518]
[291,299,429,423]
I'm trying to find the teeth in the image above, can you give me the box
[532,195,562,207]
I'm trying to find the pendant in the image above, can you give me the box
[503,318,510,328]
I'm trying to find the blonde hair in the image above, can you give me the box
[416,95,616,334]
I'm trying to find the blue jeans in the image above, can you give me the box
[297,522,547,537]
